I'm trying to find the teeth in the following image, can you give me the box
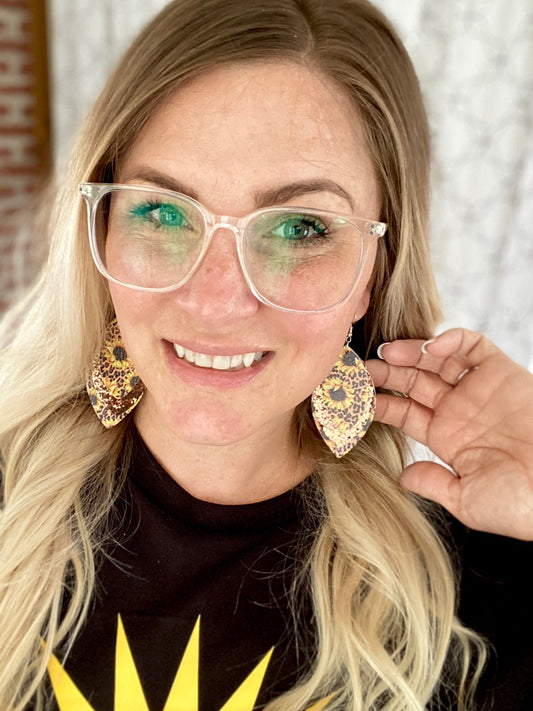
[212,355,231,370]
[243,352,255,367]
[195,352,212,368]
[173,344,264,371]
[230,354,243,368]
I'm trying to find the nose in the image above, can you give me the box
[171,226,259,326]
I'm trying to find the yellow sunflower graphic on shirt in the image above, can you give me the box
[47,616,333,711]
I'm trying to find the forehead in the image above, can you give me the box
[120,61,379,217]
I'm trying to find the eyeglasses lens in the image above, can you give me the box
[243,210,362,311]
[93,187,364,311]
[94,188,205,289]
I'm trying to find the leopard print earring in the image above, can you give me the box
[311,326,376,458]
[86,319,145,428]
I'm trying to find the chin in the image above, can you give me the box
[164,408,252,447]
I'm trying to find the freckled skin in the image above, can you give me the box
[110,62,381,503]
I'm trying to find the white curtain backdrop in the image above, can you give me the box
[47,0,533,368]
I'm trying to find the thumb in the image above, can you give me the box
[400,461,461,515]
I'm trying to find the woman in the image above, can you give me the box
[0,0,531,709]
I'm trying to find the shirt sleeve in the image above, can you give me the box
[448,517,533,711]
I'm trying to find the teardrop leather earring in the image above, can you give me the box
[311,326,376,458]
[86,319,145,428]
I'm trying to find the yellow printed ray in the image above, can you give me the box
[115,615,150,711]
[47,615,332,711]
[219,648,273,711]
[163,617,200,711]
[47,651,95,711]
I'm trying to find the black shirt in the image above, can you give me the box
[49,434,316,711]
[46,435,533,710]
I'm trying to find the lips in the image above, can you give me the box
[173,343,265,371]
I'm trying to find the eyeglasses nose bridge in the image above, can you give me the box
[204,217,249,262]
[205,218,242,242]
[202,218,249,276]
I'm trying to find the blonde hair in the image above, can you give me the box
[0,0,485,708]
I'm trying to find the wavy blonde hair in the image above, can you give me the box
[0,0,485,709]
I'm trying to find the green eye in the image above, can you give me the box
[271,215,328,241]
[158,203,186,226]
[129,200,190,229]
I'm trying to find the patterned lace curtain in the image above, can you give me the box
[375,0,533,369]
[48,0,533,368]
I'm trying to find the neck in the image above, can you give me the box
[133,408,313,505]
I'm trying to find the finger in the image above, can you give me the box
[402,462,533,538]
[419,328,502,385]
[375,337,461,384]
[366,359,453,410]
[375,339,438,369]
[373,392,435,444]
[399,460,461,516]
[377,328,502,386]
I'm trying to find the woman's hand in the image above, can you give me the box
[365,328,533,540]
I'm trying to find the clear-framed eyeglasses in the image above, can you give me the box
[79,182,387,314]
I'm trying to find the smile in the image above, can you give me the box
[173,343,265,371]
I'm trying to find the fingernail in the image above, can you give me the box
[455,368,470,384]
[376,342,390,359]
[421,338,436,355]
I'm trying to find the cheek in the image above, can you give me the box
[108,288,159,360]
[109,286,155,324]
[289,280,371,386]
[291,312,353,381]
[293,280,367,347]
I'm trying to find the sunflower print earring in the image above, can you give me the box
[86,319,145,428]
[311,333,376,458]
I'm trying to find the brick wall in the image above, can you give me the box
[0,0,49,314]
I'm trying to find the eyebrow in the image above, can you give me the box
[254,179,354,211]
[124,169,201,201]
[123,168,355,212]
